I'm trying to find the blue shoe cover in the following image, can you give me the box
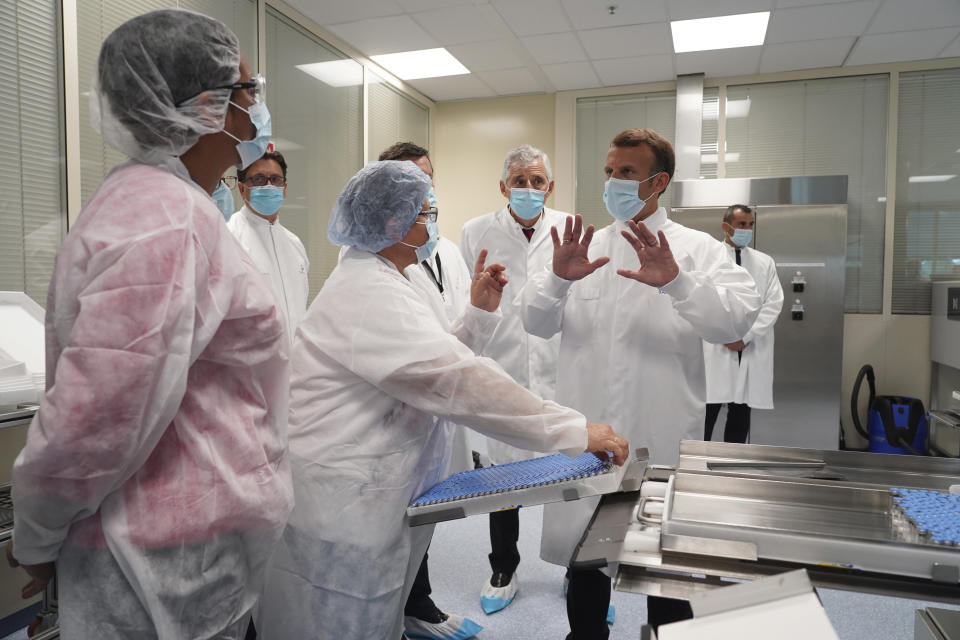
[607,604,616,625]
[404,613,483,640]
[480,574,519,614]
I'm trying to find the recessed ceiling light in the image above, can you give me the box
[908,175,956,183]
[370,48,469,80]
[671,12,770,54]
[296,60,363,87]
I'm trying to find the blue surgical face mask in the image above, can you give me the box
[247,184,285,216]
[427,187,438,208]
[401,220,439,263]
[212,180,235,220]
[223,101,272,169]
[509,188,546,220]
[602,172,662,221]
[730,228,753,247]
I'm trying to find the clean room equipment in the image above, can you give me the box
[915,607,960,640]
[407,450,647,526]
[930,281,960,458]
[670,176,847,450]
[571,440,960,607]
[851,364,929,455]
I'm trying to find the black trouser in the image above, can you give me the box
[565,568,692,639]
[704,402,751,443]
[488,507,521,575]
[404,550,440,620]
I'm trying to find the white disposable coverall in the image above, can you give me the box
[460,206,567,464]
[521,207,761,565]
[258,248,588,640]
[11,161,293,639]
[704,243,784,409]
[227,205,310,343]
[410,236,476,475]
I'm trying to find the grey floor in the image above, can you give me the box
[426,504,960,640]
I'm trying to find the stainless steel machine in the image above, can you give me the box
[930,280,960,458]
[671,176,848,450]
[573,440,960,607]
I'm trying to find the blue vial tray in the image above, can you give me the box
[891,488,960,546]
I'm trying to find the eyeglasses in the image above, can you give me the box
[418,207,438,223]
[242,174,286,187]
[220,176,237,188]
[216,73,266,103]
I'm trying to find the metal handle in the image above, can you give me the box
[636,496,664,525]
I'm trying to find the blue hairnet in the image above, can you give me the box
[328,161,432,253]
[91,9,240,165]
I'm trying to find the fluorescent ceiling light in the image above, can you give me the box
[296,60,363,87]
[671,12,770,53]
[908,175,956,183]
[877,196,887,202]
[370,48,469,80]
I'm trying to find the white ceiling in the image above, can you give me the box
[285,0,960,101]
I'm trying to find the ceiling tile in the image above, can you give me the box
[492,0,572,36]
[327,16,439,56]
[675,46,763,76]
[477,68,544,94]
[939,33,960,58]
[592,55,676,86]
[846,27,960,65]
[412,5,505,45]
[775,0,871,7]
[406,74,497,101]
[760,36,856,72]
[284,0,403,26]
[868,0,960,34]
[578,23,673,59]
[397,0,473,11]
[447,40,526,72]
[524,32,588,64]
[667,0,773,22]
[766,1,879,44]
[541,61,602,90]
[561,0,668,31]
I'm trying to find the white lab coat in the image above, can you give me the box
[520,207,761,565]
[460,206,567,464]
[703,243,784,409]
[258,248,588,640]
[12,161,293,639]
[227,205,309,343]
[411,236,476,475]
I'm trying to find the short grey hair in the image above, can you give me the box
[501,144,553,183]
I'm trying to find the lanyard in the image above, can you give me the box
[421,253,444,294]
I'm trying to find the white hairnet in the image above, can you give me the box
[91,9,240,165]
[328,160,432,253]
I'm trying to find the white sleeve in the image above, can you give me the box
[332,284,588,457]
[520,266,572,339]
[742,258,784,345]
[659,243,762,345]
[450,304,501,354]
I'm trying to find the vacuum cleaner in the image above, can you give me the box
[850,364,928,455]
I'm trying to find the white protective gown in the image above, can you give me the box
[521,207,761,565]
[460,206,568,464]
[704,243,784,409]
[413,236,475,475]
[227,205,309,343]
[258,248,589,640]
[11,161,293,639]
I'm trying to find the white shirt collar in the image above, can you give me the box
[240,204,276,227]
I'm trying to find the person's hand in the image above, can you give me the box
[551,215,610,281]
[470,248,508,312]
[585,422,629,466]
[724,340,746,351]
[5,540,54,599]
[616,220,680,288]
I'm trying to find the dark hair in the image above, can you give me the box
[723,204,753,224]
[610,128,675,195]
[379,141,429,162]
[238,150,287,182]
